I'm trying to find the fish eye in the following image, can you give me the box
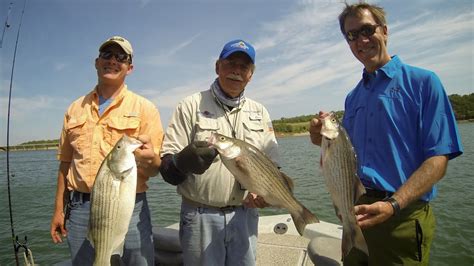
[219,136,225,140]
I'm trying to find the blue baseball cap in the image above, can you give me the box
[219,39,256,64]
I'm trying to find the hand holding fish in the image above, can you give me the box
[175,141,218,174]
[355,201,395,229]
[309,111,330,146]
[243,192,269,208]
[134,135,160,176]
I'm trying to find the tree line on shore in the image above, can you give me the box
[13,93,474,145]
[273,93,474,134]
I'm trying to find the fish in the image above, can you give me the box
[208,132,319,236]
[319,112,368,258]
[88,134,142,266]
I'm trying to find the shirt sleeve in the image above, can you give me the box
[139,100,164,156]
[421,72,463,160]
[57,111,73,162]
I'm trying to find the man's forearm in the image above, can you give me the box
[392,155,448,209]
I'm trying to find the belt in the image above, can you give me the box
[71,191,91,202]
[364,188,393,199]
[71,191,146,203]
[182,196,242,213]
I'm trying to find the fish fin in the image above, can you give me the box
[280,171,295,192]
[291,206,320,236]
[119,167,134,180]
[333,204,342,221]
[355,225,369,256]
[235,157,251,176]
[342,222,369,258]
[354,179,366,203]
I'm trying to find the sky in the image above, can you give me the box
[0,0,472,146]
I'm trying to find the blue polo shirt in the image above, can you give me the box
[342,55,463,201]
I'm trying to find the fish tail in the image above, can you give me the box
[342,223,368,258]
[291,207,320,236]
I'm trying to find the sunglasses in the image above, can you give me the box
[99,51,131,63]
[345,24,380,42]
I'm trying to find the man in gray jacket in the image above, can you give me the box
[160,39,279,266]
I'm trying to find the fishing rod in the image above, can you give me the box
[0,2,13,48]
[5,0,33,265]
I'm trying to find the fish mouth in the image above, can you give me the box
[122,135,143,150]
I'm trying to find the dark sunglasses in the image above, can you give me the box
[345,24,381,42]
[99,51,131,63]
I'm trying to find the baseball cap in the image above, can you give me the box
[219,39,255,64]
[99,36,133,56]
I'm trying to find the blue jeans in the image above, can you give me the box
[179,200,259,266]
[66,192,154,266]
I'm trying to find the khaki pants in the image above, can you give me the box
[344,195,435,266]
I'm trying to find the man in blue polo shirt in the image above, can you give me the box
[309,3,463,265]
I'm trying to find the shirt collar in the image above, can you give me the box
[378,55,401,79]
[362,55,401,85]
[92,84,129,103]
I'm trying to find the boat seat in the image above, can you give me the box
[307,236,342,265]
[152,227,183,266]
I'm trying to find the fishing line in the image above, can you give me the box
[5,0,31,265]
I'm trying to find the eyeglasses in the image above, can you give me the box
[222,59,252,73]
[99,51,131,63]
[345,24,381,42]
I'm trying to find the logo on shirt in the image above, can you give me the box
[125,112,139,117]
[199,110,215,118]
[391,87,400,93]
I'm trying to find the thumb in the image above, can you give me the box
[354,204,367,215]
[196,146,217,161]
[194,141,210,148]
[60,225,68,236]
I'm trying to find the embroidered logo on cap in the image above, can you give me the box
[230,41,249,50]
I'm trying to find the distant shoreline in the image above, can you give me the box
[275,132,310,138]
[1,119,472,152]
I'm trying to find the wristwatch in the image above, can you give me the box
[384,197,401,216]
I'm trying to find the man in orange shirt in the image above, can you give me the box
[50,36,164,265]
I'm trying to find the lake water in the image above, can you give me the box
[1,123,473,265]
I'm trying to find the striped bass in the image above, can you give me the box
[208,132,319,236]
[88,135,142,265]
[320,112,368,258]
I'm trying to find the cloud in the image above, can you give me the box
[0,95,67,120]
[142,33,202,66]
[245,2,358,105]
[54,62,67,71]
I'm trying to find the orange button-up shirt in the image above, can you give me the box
[57,85,164,193]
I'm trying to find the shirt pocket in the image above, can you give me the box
[242,114,265,149]
[66,115,88,152]
[194,117,220,142]
[105,116,141,146]
[343,105,364,134]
